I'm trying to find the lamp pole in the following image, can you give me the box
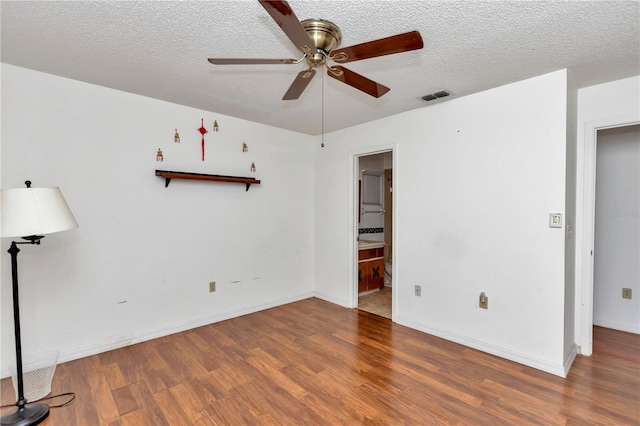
[1,239,50,426]
[1,181,78,426]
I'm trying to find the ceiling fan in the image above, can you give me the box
[207,0,424,100]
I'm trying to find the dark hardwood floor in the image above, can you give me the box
[2,298,639,425]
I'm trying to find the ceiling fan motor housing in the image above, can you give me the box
[301,19,342,66]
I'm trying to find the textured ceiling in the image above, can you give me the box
[1,1,639,135]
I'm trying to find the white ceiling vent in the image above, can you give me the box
[421,90,450,102]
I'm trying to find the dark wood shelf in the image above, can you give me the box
[155,170,261,191]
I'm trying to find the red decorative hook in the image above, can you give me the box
[198,118,208,161]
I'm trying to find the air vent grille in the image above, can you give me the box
[421,90,450,102]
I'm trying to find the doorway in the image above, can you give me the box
[356,151,393,319]
[593,124,639,334]
[579,117,640,355]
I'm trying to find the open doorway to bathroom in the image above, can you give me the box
[356,151,393,319]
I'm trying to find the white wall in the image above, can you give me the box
[1,64,315,376]
[564,74,578,367]
[593,125,640,333]
[575,75,640,354]
[315,70,570,376]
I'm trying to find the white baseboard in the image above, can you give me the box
[593,318,640,334]
[563,343,578,376]
[312,291,349,308]
[4,296,578,380]
[1,292,315,379]
[394,315,568,377]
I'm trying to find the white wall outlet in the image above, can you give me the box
[414,285,422,297]
[479,292,488,309]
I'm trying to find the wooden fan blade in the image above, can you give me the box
[330,31,423,63]
[283,69,316,100]
[327,66,390,98]
[259,1,317,55]
[208,58,298,65]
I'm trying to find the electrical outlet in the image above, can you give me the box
[479,292,488,309]
[622,288,632,299]
[414,285,422,297]
[209,281,216,293]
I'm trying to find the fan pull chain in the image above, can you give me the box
[321,70,325,148]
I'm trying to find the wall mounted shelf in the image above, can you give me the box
[155,170,261,191]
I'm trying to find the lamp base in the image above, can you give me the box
[0,403,49,426]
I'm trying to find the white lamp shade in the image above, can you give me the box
[1,187,78,238]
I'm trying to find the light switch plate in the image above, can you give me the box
[549,213,563,228]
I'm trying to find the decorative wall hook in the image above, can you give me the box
[242,142,248,152]
[213,120,219,132]
[198,118,208,161]
[250,162,256,173]
[174,129,180,143]
[156,148,164,162]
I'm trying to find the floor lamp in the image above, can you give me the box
[1,181,78,426]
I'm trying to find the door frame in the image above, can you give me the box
[348,143,398,319]
[577,115,639,355]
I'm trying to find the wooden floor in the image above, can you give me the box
[2,298,639,425]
